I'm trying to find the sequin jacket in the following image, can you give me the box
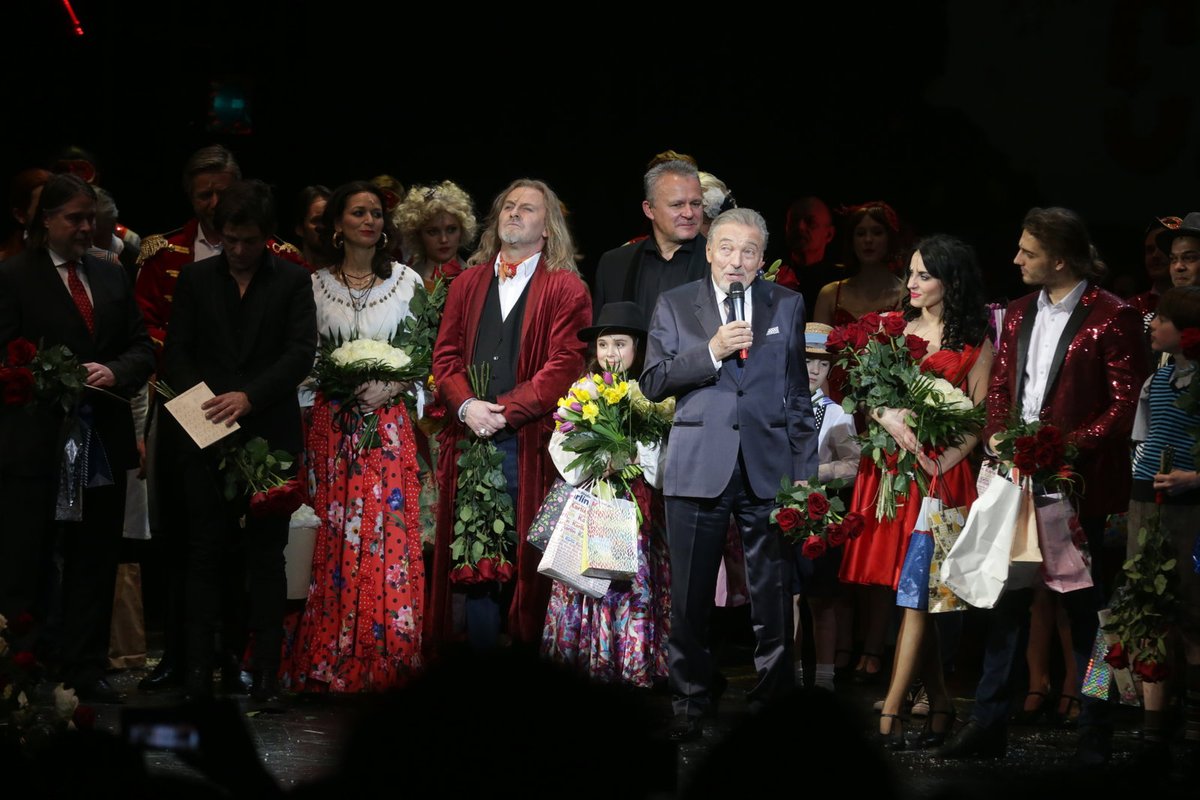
[984,284,1149,516]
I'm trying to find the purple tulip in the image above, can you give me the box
[570,401,582,412]
[560,422,575,433]
[603,371,613,385]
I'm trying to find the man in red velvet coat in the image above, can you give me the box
[939,207,1148,763]
[429,179,590,648]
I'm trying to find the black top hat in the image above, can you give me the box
[577,301,647,342]
[1157,212,1200,252]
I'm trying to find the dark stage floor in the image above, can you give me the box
[72,637,1196,799]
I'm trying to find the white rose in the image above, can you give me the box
[923,377,974,412]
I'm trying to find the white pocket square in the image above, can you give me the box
[766,326,780,336]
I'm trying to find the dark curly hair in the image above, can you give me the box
[903,234,989,351]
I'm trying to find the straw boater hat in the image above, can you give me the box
[805,322,834,359]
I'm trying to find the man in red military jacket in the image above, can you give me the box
[429,179,590,649]
[939,207,1148,764]
[135,145,304,358]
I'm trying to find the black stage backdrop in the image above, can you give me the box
[3,1,1198,304]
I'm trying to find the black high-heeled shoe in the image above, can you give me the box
[1010,690,1049,725]
[917,708,957,749]
[874,712,907,751]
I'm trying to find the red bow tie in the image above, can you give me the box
[498,258,520,282]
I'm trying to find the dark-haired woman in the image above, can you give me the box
[837,235,993,748]
[290,181,426,692]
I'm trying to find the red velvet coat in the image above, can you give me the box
[428,256,591,645]
[983,284,1149,518]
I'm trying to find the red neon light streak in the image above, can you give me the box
[60,0,85,36]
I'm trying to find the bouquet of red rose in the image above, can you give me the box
[1103,505,1178,683]
[993,419,1081,495]
[1,337,88,413]
[770,477,864,559]
[827,312,985,519]
[217,436,306,519]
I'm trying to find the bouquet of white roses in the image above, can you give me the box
[313,335,428,450]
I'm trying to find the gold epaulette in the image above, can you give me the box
[270,239,301,256]
[137,234,191,266]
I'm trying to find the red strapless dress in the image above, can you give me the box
[838,345,981,589]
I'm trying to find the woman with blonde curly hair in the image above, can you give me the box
[393,180,478,290]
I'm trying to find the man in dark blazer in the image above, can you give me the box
[938,207,1148,763]
[591,159,710,320]
[641,207,818,741]
[0,174,155,702]
[162,180,316,701]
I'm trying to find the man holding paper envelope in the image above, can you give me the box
[163,180,316,701]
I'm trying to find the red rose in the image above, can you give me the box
[1034,443,1059,471]
[860,312,882,331]
[13,651,37,670]
[476,557,497,581]
[72,705,97,730]
[450,564,479,584]
[774,506,802,532]
[0,367,34,405]
[249,478,305,519]
[5,338,37,367]
[1034,425,1063,447]
[801,534,827,559]
[826,327,848,353]
[904,334,929,362]
[9,611,34,636]
[845,325,870,350]
[871,330,891,344]
[495,561,516,583]
[806,492,830,520]
[1103,642,1128,670]
[1180,328,1200,361]
[827,522,848,547]
[1133,658,1169,683]
[841,512,866,539]
[881,313,907,337]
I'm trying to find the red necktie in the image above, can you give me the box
[66,261,95,335]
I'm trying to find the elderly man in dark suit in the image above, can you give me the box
[641,207,818,741]
[163,180,316,701]
[591,159,710,320]
[0,174,155,702]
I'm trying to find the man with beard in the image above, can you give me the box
[429,179,590,651]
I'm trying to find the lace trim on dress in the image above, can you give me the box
[313,262,419,342]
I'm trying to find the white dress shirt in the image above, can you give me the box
[1020,280,1087,422]
[494,251,540,320]
[49,248,93,303]
[194,228,223,261]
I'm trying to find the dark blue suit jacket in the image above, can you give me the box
[640,277,818,499]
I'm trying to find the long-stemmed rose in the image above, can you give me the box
[770,477,854,558]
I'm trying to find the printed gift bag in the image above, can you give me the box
[538,487,609,598]
[527,478,577,552]
[581,492,639,580]
[927,503,969,613]
[941,470,1022,609]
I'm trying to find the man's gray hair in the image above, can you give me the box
[709,207,769,251]
[643,159,699,204]
[181,144,241,194]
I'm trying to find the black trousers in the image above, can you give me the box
[181,452,288,674]
[666,451,795,717]
[0,471,126,686]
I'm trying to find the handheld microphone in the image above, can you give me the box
[729,282,747,361]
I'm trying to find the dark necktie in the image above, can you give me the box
[813,400,826,433]
[66,261,95,336]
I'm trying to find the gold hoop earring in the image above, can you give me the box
[377,231,389,250]
[332,231,344,249]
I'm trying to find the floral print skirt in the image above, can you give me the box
[286,399,424,692]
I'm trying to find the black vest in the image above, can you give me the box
[473,275,531,439]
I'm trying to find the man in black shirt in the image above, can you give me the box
[592,159,710,319]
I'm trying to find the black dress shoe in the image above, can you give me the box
[73,677,124,704]
[668,714,703,743]
[138,659,183,692]
[935,720,1006,758]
